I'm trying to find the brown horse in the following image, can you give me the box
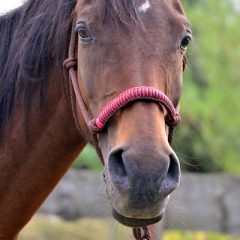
[0,0,191,239]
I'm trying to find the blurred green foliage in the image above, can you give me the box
[173,0,240,175]
[72,145,103,171]
[73,0,240,175]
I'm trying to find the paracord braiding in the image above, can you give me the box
[94,86,179,129]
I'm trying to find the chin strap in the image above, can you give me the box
[63,16,181,240]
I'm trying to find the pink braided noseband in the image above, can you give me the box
[95,86,179,130]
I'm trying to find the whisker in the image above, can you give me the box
[176,152,195,160]
[179,157,201,170]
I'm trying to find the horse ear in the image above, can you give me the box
[183,54,187,71]
[171,0,186,16]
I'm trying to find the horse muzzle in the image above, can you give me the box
[105,141,180,224]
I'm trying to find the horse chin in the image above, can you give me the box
[112,207,164,228]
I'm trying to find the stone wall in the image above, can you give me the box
[167,173,240,234]
[38,169,240,234]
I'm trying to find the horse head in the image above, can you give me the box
[73,0,191,228]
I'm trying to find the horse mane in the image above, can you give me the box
[0,0,143,139]
[0,0,77,138]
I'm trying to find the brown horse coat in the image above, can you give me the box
[0,0,191,239]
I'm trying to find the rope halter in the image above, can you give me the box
[63,16,181,240]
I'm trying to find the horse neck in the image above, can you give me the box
[0,70,88,238]
[10,70,88,164]
[0,3,91,237]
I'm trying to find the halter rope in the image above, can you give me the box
[63,17,181,240]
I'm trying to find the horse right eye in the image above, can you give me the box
[77,26,94,42]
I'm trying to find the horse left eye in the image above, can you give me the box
[180,36,192,51]
[78,27,93,42]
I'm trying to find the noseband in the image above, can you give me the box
[63,17,180,240]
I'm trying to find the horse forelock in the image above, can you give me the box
[76,0,146,30]
[76,0,186,34]
[0,0,77,139]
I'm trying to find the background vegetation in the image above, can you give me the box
[73,0,240,175]
[20,215,240,240]
[174,0,240,175]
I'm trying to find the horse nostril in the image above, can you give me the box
[103,172,106,182]
[161,153,180,196]
[108,149,128,190]
[107,147,180,199]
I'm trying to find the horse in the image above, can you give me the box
[0,0,192,239]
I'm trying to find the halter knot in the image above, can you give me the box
[165,113,181,128]
[63,57,77,70]
[87,119,102,134]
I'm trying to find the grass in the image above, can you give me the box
[19,215,240,240]
[19,215,133,240]
[163,230,240,240]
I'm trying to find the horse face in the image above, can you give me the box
[75,0,191,227]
